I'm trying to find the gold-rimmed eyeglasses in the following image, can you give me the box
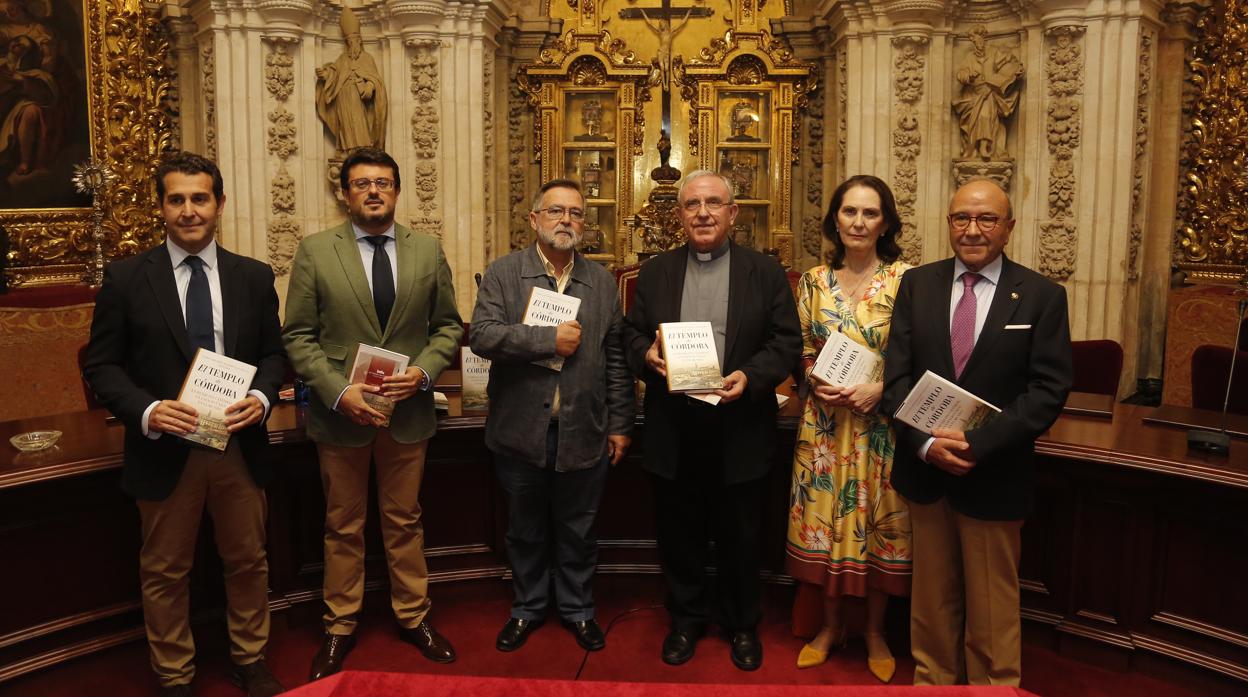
[948,212,1003,232]
[348,177,396,192]
[534,206,585,222]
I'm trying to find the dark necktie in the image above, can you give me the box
[184,255,214,353]
[951,272,982,379]
[365,235,395,332]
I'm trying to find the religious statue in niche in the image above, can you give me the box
[727,100,761,142]
[638,5,693,92]
[583,157,602,198]
[576,99,607,141]
[719,152,755,200]
[952,25,1024,160]
[315,7,389,153]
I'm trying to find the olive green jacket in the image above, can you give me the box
[282,222,463,446]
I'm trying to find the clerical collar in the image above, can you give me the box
[690,240,730,263]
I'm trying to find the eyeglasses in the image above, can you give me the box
[948,213,1003,232]
[535,206,585,222]
[348,177,396,192]
[681,199,730,214]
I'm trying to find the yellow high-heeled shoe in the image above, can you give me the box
[796,625,847,669]
[864,632,896,683]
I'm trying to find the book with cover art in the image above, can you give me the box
[659,321,724,394]
[460,347,491,411]
[893,370,1001,435]
[348,343,410,427]
[522,286,581,372]
[810,332,882,387]
[176,349,258,451]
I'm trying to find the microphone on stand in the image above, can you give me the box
[1187,273,1248,455]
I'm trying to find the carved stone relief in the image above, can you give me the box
[508,73,530,251]
[801,58,824,261]
[892,37,926,266]
[1040,26,1085,281]
[953,25,1024,160]
[836,46,847,181]
[1129,31,1154,282]
[201,42,217,161]
[484,52,495,262]
[264,39,302,277]
[409,40,443,240]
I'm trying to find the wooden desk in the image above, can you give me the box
[1,402,1245,686]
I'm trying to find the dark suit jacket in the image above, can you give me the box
[623,243,801,484]
[881,255,1072,520]
[83,243,287,501]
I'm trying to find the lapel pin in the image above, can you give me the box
[1010,292,1020,300]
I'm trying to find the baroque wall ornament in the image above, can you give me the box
[1129,31,1154,282]
[483,51,495,262]
[202,41,217,161]
[264,38,301,278]
[4,0,175,288]
[409,40,442,239]
[1176,0,1248,279]
[1039,26,1085,281]
[892,36,926,266]
[801,58,824,260]
[508,74,530,251]
[837,45,847,181]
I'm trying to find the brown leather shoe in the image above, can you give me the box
[309,632,356,682]
[398,620,456,663]
[230,659,285,697]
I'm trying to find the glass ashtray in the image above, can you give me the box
[10,430,62,452]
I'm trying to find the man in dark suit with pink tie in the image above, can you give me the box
[881,179,1072,686]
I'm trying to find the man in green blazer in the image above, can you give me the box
[283,148,463,681]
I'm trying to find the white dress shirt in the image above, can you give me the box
[918,254,1003,461]
[141,240,271,437]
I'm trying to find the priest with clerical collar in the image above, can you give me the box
[622,170,801,672]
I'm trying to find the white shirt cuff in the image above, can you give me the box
[141,401,161,439]
[248,389,271,420]
[919,437,935,463]
[332,384,350,412]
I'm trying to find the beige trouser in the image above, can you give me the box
[318,431,431,635]
[906,496,1024,686]
[137,441,270,688]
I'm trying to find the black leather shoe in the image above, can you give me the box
[229,659,285,697]
[161,684,192,697]
[496,617,544,652]
[399,620,457,663]
[561,618,605,651]
[729,630,763,671]
[309,632,355,682]
[661,627,702,665]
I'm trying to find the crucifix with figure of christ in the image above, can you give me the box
[619,0,713,138]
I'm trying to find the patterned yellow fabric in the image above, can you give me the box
[784,261,913,597]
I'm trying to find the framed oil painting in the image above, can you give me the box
[0,0,174,288]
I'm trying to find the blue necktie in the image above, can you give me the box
[184,256,214,353]
[365,235,395,332]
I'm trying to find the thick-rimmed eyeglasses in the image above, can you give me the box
[681,199,730,214]
[948,213,1003,232]
[348,177,396,192]
[535,206,585,222]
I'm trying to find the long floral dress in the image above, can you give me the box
[785,261,912,598]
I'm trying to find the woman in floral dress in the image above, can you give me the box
[786,175,911,682]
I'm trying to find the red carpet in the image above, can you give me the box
[287,672,1041,697]
[0,578,1224,697]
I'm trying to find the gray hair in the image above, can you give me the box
[531,178,584,212]
[677,170,735,204]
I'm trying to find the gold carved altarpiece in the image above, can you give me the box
[1177,0,1248,285]
[2,0,173,289]
[519,0,814,268]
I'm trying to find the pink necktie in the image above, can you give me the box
[951,272,982,379]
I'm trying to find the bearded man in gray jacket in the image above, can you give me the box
[470,178,634,653]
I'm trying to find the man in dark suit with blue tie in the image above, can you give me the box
[881,178,1072,686]
[83,152,287,696]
